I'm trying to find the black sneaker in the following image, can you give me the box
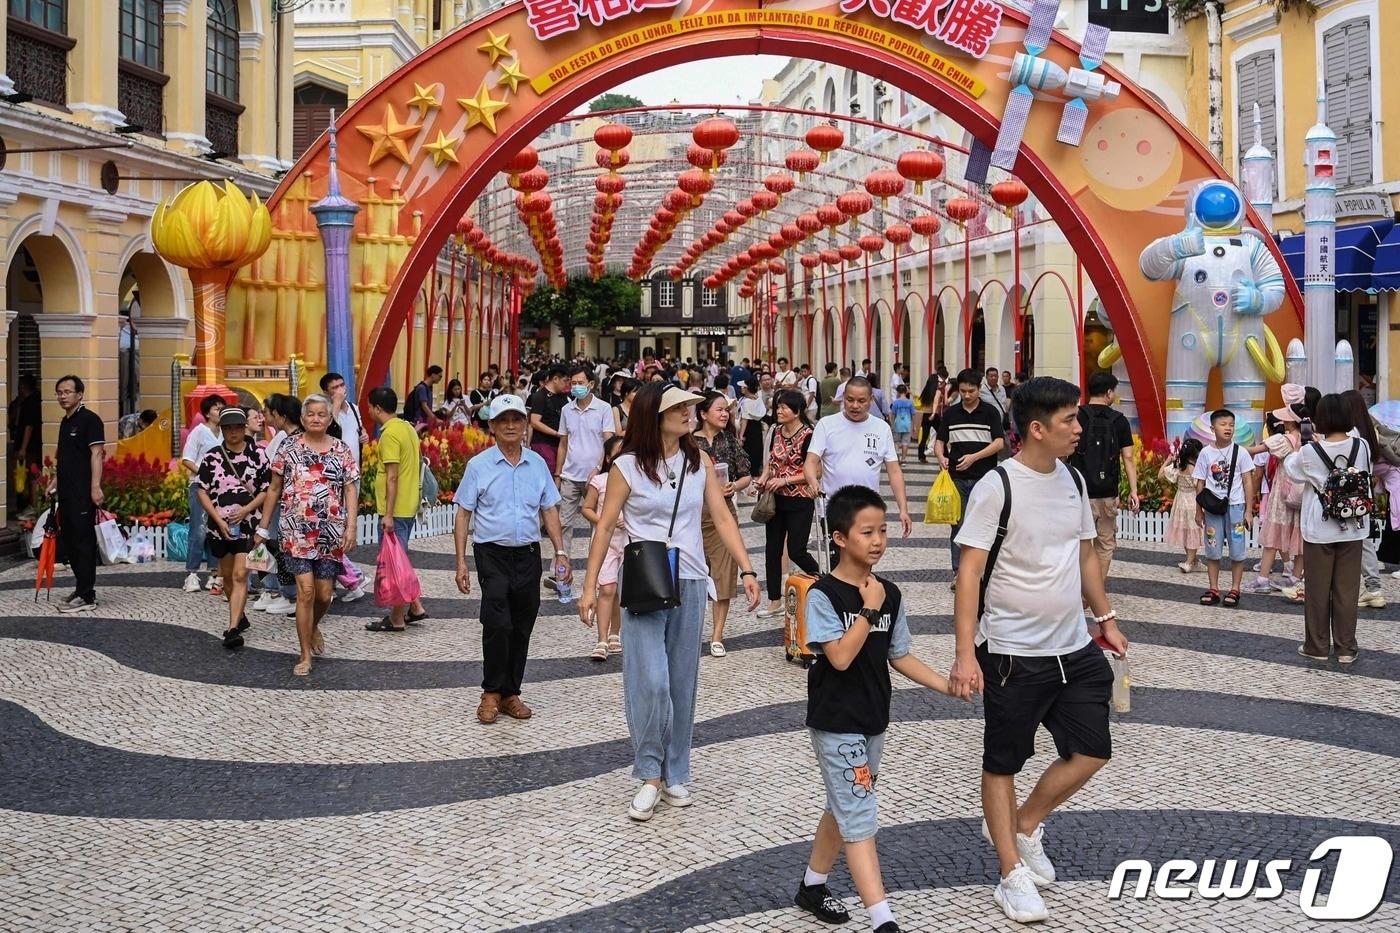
[874,923,901,933]
[794,882,850,924]
[236,614,250,633]
[58,596,96,614]
[222,627,245,649]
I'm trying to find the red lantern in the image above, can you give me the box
[820,249,841,267]
[687,143,726,170]
[516,167,549,194]
[752,242,777,260]
[800,253,822,270]
[715,220,732,236]
[664,189,692,213]
[723,210,744,228]
[945,197,980,224]
[738,285,754,298]
[781,223,803,244]
[595,174,625,195]
[594,192,618,212]
[768,232,789,252]
[518,192,551,215]
[896,150,944,195]
[838,244,862,265]
[793,214,820,238]
[504,147,539,186]
[836,190,873,229]
[594,123,633,167]
[817,203,844,231]
[764,173,796,196]
[455,217,474,238]
[752,190,779,214]
[858,234,885,256]
[885,223,913,250]
[805,124,844,162]
[768,258,786,276]
[655,207,676,226]
[910,214,941,238]
[785,149,820,179]
[678,168,714,205]
[736,199,757,218]
[863,169,905,208]
[692,116,740,168]
[597,149,630,170]
[990,178,1030,212]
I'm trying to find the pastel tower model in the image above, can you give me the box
[1139,180,1287,442]
[1241,103,1275,234]
[1303,82,1338,394]
[310,113,362,402]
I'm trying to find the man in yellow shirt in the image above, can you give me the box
[367,386,427,632]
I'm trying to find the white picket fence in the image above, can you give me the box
[1115,509,1262,549]
[125,504,458,562]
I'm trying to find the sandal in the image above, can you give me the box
[1222,589,1240,608]
[1200,589,1220,606]
[607,634,622,655]
[407,610,429,626]
[311,628,325,656]
[709,641,726,658]
[292,658,312,676]
[590,641,609,662]
[364,617,407,632]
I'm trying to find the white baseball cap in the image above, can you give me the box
[488,394,528,420]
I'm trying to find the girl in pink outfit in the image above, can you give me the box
[1251,409,1304,595]
[582,435,626,662]
[1161,438,1205,572]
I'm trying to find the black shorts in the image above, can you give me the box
[977,641,1113,775]
[208,535,255,560]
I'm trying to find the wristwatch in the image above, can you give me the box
[857,607,881,624]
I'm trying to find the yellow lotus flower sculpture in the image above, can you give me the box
[151,181,272,388]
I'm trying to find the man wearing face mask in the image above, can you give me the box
[552,364,614,593]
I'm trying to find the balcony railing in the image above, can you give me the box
[6,20,72,106]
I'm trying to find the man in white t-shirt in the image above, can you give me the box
[554,364,614,582]
[804,376,911,538]
[774,357,798,388]
[1192,409,1256,605]
[797,363,819,421]
[949,376,1127,926]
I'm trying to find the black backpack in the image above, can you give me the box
[403,382,426,421]
[1070,406,1121,499]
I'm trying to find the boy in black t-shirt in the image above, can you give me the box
[794,485,956,933]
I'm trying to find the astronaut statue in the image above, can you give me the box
[1139,179,1287,442]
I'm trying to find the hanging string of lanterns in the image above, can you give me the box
[587,168,626,279]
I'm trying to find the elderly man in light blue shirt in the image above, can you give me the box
[453,394,571,725]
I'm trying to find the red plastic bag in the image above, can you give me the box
[374,531,422,607]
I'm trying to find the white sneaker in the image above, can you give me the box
[264,595,297,616]
[251,592,274,612]
[755,605,784,620]
[994,865,1049,923]
[182,573,202,593]
[628,784,660,821]
[1362,591,1387,609]
[661,784,692,807]
[339,582,368,603]
[205,574,221,591]
[981,820,1055,886]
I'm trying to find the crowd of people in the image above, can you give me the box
[34,346,1395,930]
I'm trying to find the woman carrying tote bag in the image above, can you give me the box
[578,383,762,823]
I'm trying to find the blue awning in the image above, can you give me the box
[1373,221,1400,291]
[1277,218,1394,292]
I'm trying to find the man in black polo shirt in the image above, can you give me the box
[49,374,105,613]
[934,368,1004,589]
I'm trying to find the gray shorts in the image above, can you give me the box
[809,728,885,843]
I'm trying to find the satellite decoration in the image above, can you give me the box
[967,0,1120,183]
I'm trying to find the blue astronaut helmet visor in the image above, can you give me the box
[1191,181,1244,230]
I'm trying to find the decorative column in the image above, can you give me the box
[311,116,361,400]
[1304,83,1337,393]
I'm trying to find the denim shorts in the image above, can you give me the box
[809,728,885,843]
[1202,504,1247,563]
[284,556,342,580]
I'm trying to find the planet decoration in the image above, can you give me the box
[1080,108,1183,212]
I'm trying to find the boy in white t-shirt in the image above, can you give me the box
[950,376,1127,925]
[1191,409,1256,607]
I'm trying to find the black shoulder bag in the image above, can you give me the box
[1195,445,1237,516]
[620,462,686,613]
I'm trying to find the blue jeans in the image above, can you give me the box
[393,516,416,543]
[810,729,885,843]
[621,577,706,785]
[185,485,213,573]
[1202,504,1247,563]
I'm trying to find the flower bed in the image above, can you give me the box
[360,423,491,514]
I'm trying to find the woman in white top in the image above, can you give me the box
[579,383,761,822]
[737,376,768,476]
[1282,393,1371,663]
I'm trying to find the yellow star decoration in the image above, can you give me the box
[477,30,513,65]
[423,130,460,167]
[407,82,442,115]
[355,104,422,166]
[458,84,510,134]
[497,59,530,94]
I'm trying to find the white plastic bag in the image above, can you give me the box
[127,526,156,564]
[95,510,129,565]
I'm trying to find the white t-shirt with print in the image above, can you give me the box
[955,458,1095,656]
[1192,443,1254,505]
[808,413,897,497]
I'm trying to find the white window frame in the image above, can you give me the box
[701,284,718,307]
[1315,1,1381,190]
[657,277,674,308]
[1229,33,1285,199]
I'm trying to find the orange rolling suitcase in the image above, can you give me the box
[782,496,829,668]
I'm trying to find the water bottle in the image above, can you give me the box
[557,579,574,604]
[1109,654,1131,713]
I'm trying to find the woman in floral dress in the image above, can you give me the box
[196,407,270,650]
[256,394,359,676]
[692,391,752,656]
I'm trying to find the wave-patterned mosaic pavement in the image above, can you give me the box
[2,461,1398,932]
